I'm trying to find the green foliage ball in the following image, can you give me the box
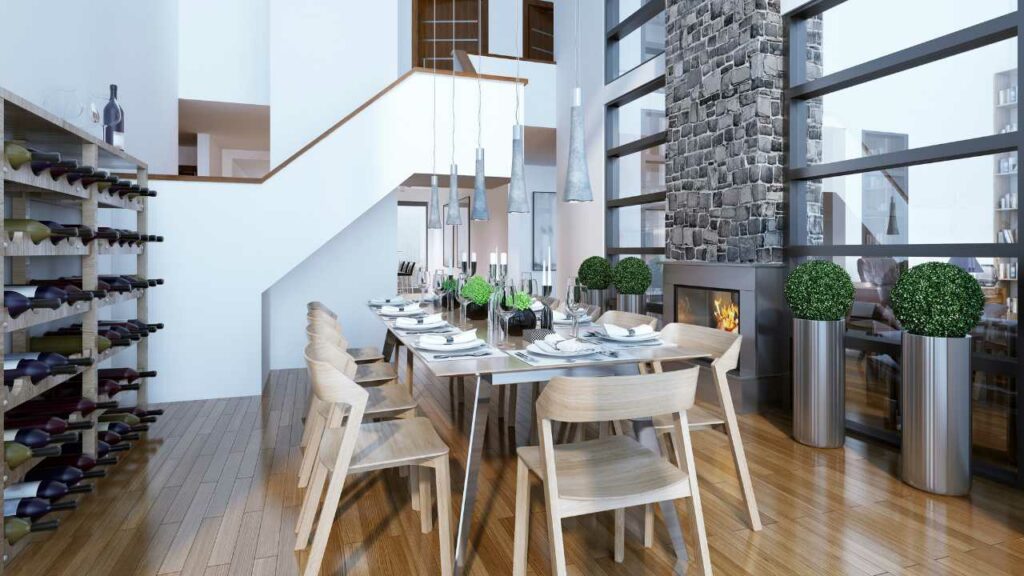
[460,276,493,306]
[784,260,855,321]
[613,257,652,295]
[891,261,984,338]
[578,256,613,290]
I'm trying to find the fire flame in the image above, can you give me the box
[714,298,739,333]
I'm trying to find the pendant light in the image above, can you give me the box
[427,0,442,229]
[507,0,530,213]
[886,196,900,236]
[563,0,593,203]
[446,0,463,227]
[470,0,490,221]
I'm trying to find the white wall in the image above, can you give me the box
[0,0,179,174]
[269,0,401,165]
[149,71,518,402]
[489,0,524,58]
[470,55,556,128]
[178,0,269,105]
[264,195,397,372]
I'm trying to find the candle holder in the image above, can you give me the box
[470,262,477,276]
[460,261,469,275]
[542,285,552,297]
[500,264,508,280]
[489,264,498,283]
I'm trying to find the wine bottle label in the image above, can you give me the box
[3,500,22,517]
[113,132,125,150]
[4,482,40,500]
[2,430,19,442]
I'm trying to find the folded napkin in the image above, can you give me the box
[380,304,417,314]
[370,296,407,305]
[530,299,545,312]
[541,334,590,352]
[604,323,655,337]
[396,313,443,328]
[552,309,590,322]
[420,329,477,346]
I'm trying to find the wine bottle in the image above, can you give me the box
[7,352,93,368]
[104,85,124,149]
[3,429,77,449]
[98,368,156,382]
[54,327,135,344]
[5,443,61,468]
[5,416,91,435]
[37,222,95,242]
[25,465,103,485]
[99,413,149,426]
[61,441,127,458]
[99,276,148,290]
[96,276,135,292]
[126,188,157,198]
[105,406,163,418]
[96,323,148,339]
[98,430,128,446]
[13,397,117,417]
[3,142,64,174]
[6,285,71,305]
[3,497,76,519]
[61,166,96,184]
[4,360,51,384]
[3,142,33,170]
[34,454,109,472]
[30,335,116,355]
[4,219,77,245]
[30,279,109,299]
[5,517,59,543]
[46,164,92,182]
[4,291,62,318]
[5,480,69,500]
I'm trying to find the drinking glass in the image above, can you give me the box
[456,272,470,327]
[565,277,587,337]
[520,273,538,297]
[497,283,518,348]
[416,267,429,303]
[433,270,446,309]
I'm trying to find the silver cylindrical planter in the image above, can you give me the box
[588,289,607,310]
[793,318,846,448]
[616,294,644,314]
[901,333,972,495]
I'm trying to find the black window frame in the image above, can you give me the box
[604,0,666,84]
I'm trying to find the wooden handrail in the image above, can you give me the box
[149,68,527,184]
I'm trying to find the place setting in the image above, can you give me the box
[412,328,505,362]
[391,312,457,336]
[508,333,621,366]
[580,323,666,349]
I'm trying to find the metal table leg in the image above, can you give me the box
[454,374,493,575]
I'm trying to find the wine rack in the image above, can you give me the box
[0,88,156,568]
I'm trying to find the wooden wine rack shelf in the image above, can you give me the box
[0,88,155,569]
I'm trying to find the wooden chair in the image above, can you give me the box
[295,346,452,576]
[306,304,385,363]
[297,339,416,488]
[641,322,761,533]
[595,309,659,330]
[512,368,711,576]
[305,318,397,384]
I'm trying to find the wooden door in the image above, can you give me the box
[524,0,554,62]
[414,0,488,70]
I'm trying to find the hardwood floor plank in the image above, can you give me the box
[159,481,217,573]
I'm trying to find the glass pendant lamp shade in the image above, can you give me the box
[471,148,489,220]
[886,196,899,236]
[427,175,442,229]
[447,164,463,225]
[508,124,529,213]
[564,87,593,203]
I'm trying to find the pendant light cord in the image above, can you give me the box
[575,0,580,89]
[431,0,437,174]
[451,0,456,164]
[477,0,482,148]
[514,0,521,124]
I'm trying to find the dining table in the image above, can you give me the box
[371,298,712,575]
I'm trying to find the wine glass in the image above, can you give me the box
[497,283,518,348]
[456,272,470,327]
[520,273,538,297]
[432,270,446,310]
[416,267,429,303]
[565,277,587,338]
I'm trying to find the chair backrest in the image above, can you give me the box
[304,333,358,379]
[305,343,368,409]
[307,301,337,319]
[304,344,367,484]
[307,318,350,349]
[536,368,699,424]
[659,322,741,372]
[596,310,658,330]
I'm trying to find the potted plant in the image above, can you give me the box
[784,260,854,449]
[891,261,983,495]
[504,290,536,336]
[578,256,613,308]
[440,276,460,309]
[613,257,651,313]
[460,276,493,320]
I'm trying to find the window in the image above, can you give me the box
[605,0,665,82]
[786,0,1023,481]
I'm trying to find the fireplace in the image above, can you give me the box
[676,286,740,333]
[664,261,789,412]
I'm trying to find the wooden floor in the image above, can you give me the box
[11,357,1024,576]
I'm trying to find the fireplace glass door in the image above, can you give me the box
[675,286,740,333]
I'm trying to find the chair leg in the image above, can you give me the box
[529,383,540,445]
[302,465,346,576]
[635,421,688,564]
[512,457,531,576]
[643,504,654,548]
[614,508,625,563]
[297,408,325,488]
[543,501,567,576]
[406,346,415,395]
[433,455,453,576]
[299,395,315,449]
[714,367,762,531]
[508,383,518,432]
[675,425,712,575]
[295,461,328,548]
[419,465,433,534]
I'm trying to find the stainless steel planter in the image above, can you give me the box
[792,318,846,448]
[587,288,607,310]
[901,333,972,495]
[616,293,644,314]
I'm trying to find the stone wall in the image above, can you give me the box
[664,0,786,263]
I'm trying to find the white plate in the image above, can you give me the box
[417,338,485,352]
[601,331,660,343]
[379,308,423,317]
[395,321,448,331]
[527,341,598,358]
[369,298,409,306]
[553,316,592,325]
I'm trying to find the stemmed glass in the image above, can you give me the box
[456,272,470,327]
[416,267,429,303]
[497,283,518,348]
[433,270,446,310]
[565,277,587,338]
[520,273,538,298]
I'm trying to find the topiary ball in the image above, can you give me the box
[578,256,613,290]
[613,257,652,295]
[784,260,855,321]
[891,261,984,338]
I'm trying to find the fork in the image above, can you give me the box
[433,351,491,360]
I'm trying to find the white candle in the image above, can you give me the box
[489,252,497,265]
[461,252,468,263]
[545,246,552,285]
[471,252,477,263]
[500,252,507,266]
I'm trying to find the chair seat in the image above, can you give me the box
[315,383,416,420]
[319,417,449,474]
[355,362,397,384]
[348,346,385,364]
[517,435,688,502]
[650,405,724,430]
